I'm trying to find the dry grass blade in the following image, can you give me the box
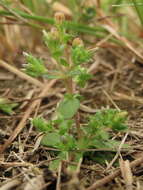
[0,179,21,190]
[0,161,32,168]
[106,132,128,170]
[56,162,62,190]
[32,134,44,153]
[0,71,14,80]
[0,60,44,88]
[24,175,45,190]
[120,159,133,190]
[19,89,35,109]
[103,25,143,62]
[114,92,143,104]
[103,90,120,110]
[96,8,143,62]
[0,79,56,154]
[80,104,97,113]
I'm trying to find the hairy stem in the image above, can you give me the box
[75,112,82,139]
[64,78,73,94]
[64,77,81,140]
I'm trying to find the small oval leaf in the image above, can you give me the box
[57,96,80,119]
[40,132,61,148]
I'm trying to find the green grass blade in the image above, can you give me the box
[21,0,35,12]
[0,9,107,37]
[132,0,143,26]
[111,0,124,12]
[0,9,54,24]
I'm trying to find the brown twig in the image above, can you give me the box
[0,80,56,154]
[0,161,32,168]
[120,159,133,190]
[0,179,21,190]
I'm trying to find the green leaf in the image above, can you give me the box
[49,159,61,171]
[0,98,18,115]
[85,152,116,165]
[58,134,77,151]
[112,111,128,131]
[88,109,128,133]
[132,0,143,26]
[67,152,83,171]
[43,30,65,59]
[41,132,61,148]
[63,33,73,43]
[59,58,69,67]
[91,139,109,149]
[69,66,92,87]
[71,46,92,65]
[52,47,65,59]
[49,152,67,170]
[23,52,47,77]
[104,140,129,149]
[32,117,53,132]
[57,95,80,119]
[96,130,109,140]
[58,119,73,135]
[77,137,90,149]
[44,70,62,79]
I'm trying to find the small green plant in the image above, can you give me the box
[0,97,18,115]
[23,12,128,170]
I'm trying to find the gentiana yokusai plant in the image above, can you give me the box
[23,12,128,170]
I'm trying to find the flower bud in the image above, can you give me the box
[50,27,59,39]
[54,12,65,24]
[72,37,84,47]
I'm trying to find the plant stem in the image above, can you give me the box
[132,0,143,26]
[75,112,82,139]
[64,76,81,140]
[64,78,73,94]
